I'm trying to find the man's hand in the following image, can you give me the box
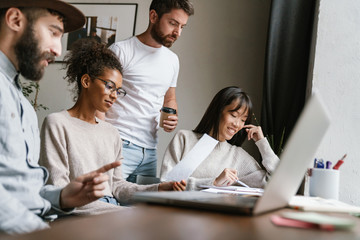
[59,161,121,209]
[162,115,178,132]
[162,87,178,132]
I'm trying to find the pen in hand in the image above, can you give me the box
[333,153,347,170]
[236,179,250,188]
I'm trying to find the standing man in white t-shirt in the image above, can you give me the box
[103,0,194,183]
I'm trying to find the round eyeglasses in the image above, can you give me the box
[93,77,126,97]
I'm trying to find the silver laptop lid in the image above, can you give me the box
[253,93,331,215]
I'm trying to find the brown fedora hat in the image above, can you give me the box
[0,0,85,33]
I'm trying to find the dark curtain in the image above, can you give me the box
[261,0,317,156]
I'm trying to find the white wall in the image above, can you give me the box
[35,0,271,174]
[311,0,360,205]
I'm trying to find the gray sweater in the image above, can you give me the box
[160,130,279,190]
[39,111,158,215]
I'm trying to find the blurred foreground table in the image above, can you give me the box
[2,204,360,240]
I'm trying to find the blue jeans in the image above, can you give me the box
[99,196,119,206]
[121,139,157,183]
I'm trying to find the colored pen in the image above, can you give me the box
[313,158,318,168]
[326,161,332,169]
[333,154,347,170]
[236,179,250,188]
[316,158,324,168]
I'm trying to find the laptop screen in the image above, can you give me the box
[253,93,331,214]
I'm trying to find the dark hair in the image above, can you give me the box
[23,8,65,25]
[194,86,253,146]
[63,38,123,101]
[150,0,194,18]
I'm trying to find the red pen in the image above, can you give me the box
[333,154,347,170]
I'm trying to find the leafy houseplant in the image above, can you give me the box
[21,80,49,112]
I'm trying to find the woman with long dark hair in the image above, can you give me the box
[160,86,279,191]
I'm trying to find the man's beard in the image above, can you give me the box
[150,21,177,48]
[14,25,55,81]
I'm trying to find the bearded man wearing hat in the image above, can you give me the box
[0,0,121,235]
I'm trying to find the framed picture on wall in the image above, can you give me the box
[55,3,138,62]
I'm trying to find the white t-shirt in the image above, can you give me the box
[106,36,179,149]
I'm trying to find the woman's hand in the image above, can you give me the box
[60,161,121,209]
[158,180,186,191]
[158,181,175,191]
[173,180,187,191]
[213,168,238,186]
[244,124,264,142]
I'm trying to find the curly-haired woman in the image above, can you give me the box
[39,39,174,215]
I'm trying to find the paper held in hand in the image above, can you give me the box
[164,134,218,182]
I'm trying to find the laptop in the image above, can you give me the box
[132,93,331,215]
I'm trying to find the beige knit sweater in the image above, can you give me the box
[160,130,279,190]
[39,111,158,215]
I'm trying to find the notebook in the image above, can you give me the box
[132,93,331,215]
[289,196,360,213]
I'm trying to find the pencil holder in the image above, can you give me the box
[309,168,339,200]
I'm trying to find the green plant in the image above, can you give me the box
[252,113,285,156]
[21,81,49,112]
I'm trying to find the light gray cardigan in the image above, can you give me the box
[160,130,279,190]
[40,111,159,215]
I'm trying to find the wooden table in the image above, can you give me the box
[3,204,360,240]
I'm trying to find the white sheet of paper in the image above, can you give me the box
[165,134,218,181]
[201,188,263,196]
[199,185,264,194]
